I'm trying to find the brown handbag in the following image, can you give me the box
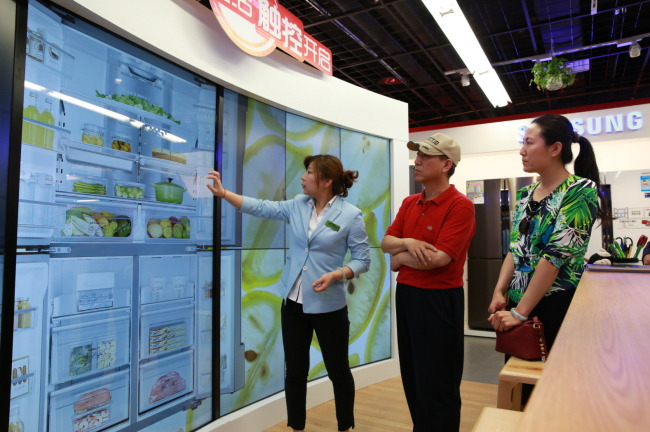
[495,316,547,362]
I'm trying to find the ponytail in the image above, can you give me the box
[532,114,612,221]
[573,135,612,222]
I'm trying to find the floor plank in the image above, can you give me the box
[264,378,497,432]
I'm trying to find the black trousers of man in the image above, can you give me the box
[396,283,464,432]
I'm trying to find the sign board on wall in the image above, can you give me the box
[208,0,333,75]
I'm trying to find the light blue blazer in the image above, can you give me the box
[240,194,371,314]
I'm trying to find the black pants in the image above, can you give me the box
[396,283,464,432]
[281,299,355,431]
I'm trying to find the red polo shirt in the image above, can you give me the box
[385,185,475,289]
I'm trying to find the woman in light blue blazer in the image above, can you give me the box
[207,154,370,432]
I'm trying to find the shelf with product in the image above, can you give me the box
[26,27,74,74]
[54,200,136,242]
[21,116,69,151]
[13,298,38,332]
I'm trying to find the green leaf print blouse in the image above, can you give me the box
[508,175,598,304]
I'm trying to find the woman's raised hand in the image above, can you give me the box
[206,170,225,197]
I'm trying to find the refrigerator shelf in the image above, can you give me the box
[140,155,195,176]
[22,115,69,132]
[10,371,35,386]
[64,141,138,172]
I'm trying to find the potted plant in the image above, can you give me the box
[530,57,576,91]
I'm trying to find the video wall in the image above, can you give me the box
[219,89,392,415]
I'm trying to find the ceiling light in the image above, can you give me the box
[379,77,403,85]
[629,42,641,58]
[461,74,470,86]
[423,0,511,107]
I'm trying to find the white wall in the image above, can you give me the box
[50,1,408,430]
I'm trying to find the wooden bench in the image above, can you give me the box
[471,407,523,432]
[497,356,545,411]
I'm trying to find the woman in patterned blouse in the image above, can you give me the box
[487,114,610,350]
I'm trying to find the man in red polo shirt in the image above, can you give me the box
[381,133,475,432]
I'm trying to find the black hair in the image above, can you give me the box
[531,114,612,221]
[303,154,359,197]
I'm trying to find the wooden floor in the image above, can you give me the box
[264,378,497,432]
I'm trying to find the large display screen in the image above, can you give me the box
[219,90,392,415]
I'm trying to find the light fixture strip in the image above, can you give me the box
[423,0,511,107]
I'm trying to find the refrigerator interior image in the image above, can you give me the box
[466,177,532,331]
[9,1,228,431]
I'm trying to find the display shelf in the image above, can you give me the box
[140,155,195,176]
[60,89,197,141]
[22,116,69,134]
[10,372,35,386]
[26,28,74,74]
[64,140,138,172]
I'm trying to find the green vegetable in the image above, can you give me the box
[95,90,180,124]
[114,184,144,199]
[73,181,106,195]
[102,220,118,237]
[116,217,131,237]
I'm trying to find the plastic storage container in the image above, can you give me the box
[81,124,104,147]
[64,173,108,196]
[110,133,132,153]
[112,180,144,200]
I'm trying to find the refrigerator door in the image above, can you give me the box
[467,258,504,331]
[10,1,218,430]
[468,179,506,259]
[11,258,49,432]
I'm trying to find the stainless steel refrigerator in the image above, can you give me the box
[466,177,533,331]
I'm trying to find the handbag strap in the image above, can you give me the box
[531,317,547,362]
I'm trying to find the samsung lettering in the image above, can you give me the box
[571,111,643,135]
[517,110,644,143]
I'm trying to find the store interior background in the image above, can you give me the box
[4,1,649,432]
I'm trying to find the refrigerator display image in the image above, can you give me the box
[218,93,392,416]
[9,1,222,431]
[465,177,533,331]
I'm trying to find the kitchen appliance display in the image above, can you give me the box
[7,1,227,431]
[466,177,533,331]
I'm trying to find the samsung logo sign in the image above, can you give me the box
[517,110,644,143]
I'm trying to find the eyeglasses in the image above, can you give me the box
[518,199,542,235]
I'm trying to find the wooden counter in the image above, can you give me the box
[518,270,650,431]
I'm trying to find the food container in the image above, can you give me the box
[112,180,144,200]
[151,178,186,204]
[81,124,104,147]
[72,388,111,432]
[66,173,108,196]
[110,133,131,152]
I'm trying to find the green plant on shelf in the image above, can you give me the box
[530,57,576,91]
[95,91,181,124]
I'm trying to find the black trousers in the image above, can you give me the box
[396,283,464,432]
[281,299,355,431]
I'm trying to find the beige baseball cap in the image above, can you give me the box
[407,133,461,166]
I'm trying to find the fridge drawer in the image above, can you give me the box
[51,313,130,385]
[140,301,194,359]
[49,370,129,432]
[139,350,193,413]
[143,209,193,241]
[51,257,132,317]
[139,255,195,304]
[56,204,135,241]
